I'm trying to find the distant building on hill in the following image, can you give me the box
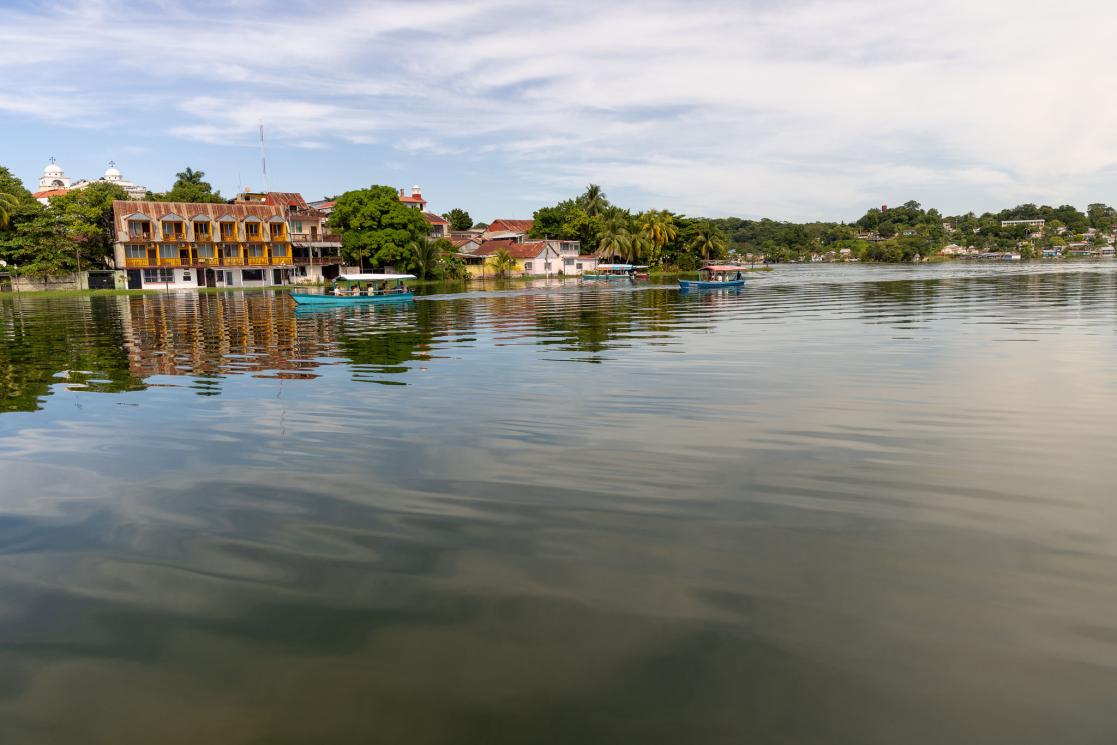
[1001,219,1045,229]
[31,158,147,203]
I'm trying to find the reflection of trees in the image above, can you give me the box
[0,298,142,413]
[533,288,682,354]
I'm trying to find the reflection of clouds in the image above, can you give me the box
[2,270,1117,739]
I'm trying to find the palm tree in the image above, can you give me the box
[580,184,607,217]
[689,221,727,262]
[627,232,651,264]
[596,214,632,261]
[640,210,677,248]
[411,239,440,280]
[0,191,18,230]
[175,167,206,185]
[490,248,516,278]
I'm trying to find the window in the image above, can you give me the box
[270,223,286,240]
[128,220,150,238]
[193,221,211,239]
[294,221,303,233]
[242,269,264,282]
[248,245,265,257]
[125,245,147,259]
[576,263,583,270]
[197,245,215,259]
[220,223,237,240]
[564,258,574,265]
[246,223,262,240]
[162,222,184,239]
[142,268,174,283]
[524,262,532,271]
[272,244,289,257]
[181,272,192,283]
[544,262,552,271]
[159,244,178,258]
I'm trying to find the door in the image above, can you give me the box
[126,270,143,290]
[203,268,217,288]
[273,268,283,285]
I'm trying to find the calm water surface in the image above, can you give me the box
[1,263,1117,743]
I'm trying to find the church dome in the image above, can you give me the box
[44,163,63,175]
[104,166,122,180]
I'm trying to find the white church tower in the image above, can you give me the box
[38,157,71,190]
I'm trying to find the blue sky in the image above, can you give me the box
[3,0,1116,222]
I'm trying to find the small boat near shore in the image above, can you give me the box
[584,264,646,281]
[678,265,747,290]
[290,273,415,305]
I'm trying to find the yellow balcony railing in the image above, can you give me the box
[125,257,152,268]
[246,255,269,266]
[159,257,182,267]
[270,256,292,265]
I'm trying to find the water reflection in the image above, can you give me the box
[1,265,1117,743]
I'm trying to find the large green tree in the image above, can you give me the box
[146,167,225,203]
[688,221,727,262]
[441,208,473,231]
[329,185,430,271]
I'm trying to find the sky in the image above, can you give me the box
[3,0,1117,223]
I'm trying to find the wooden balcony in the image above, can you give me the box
[271,256,292,266]
[293,255,342,265]
[158,257,182,267]
[125,257,151,268]
[127,234,153,242]
[246,256,270,266]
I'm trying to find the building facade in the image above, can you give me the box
[112,200,295,289]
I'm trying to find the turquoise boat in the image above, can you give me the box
[585,264,640,281]
[678,265,747,290]
[290,273,415,305]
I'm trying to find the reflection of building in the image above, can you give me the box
[234,192,343,283]
[112,200,295,290]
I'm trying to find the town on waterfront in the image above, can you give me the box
[2,159,1116,293]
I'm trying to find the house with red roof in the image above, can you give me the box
[423,211,449,239]
[459,238,597,278]
[482,219,535,240]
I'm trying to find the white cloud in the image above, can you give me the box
[4,0,1117,219]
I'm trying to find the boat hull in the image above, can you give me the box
[290,292,414,305]
[678,279,746,290]
[583,274,632,281]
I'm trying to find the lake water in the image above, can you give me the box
[1,263,1116,744]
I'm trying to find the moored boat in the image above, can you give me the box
[584,264,639,281]
[678,265,747,290]
[290,273,415,305]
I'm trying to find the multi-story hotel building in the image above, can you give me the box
[112,200,295,289]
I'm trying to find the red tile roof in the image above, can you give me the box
[486,219,534,234]
[32,188,69,199]
[473,240,553,259]
[112,200,283,234]
[450,237,479,248]
[262,192,309,209]
[423,211,448,225]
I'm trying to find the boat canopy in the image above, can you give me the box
[703,265,746,272]
[336,273,415,281]
[596,264,634,271]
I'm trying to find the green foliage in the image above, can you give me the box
[410,239,441,280]
[578,184,607,217]
[329,185,430,270]
[688,221,728,261]
[146,167,225,203]
[491,249,515,278]
[0,175,126,276]
[0,191,17,229]
[441,208,473,231]
[530,198,603,250]
[596,211,633,261]
[473,222,489,230]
